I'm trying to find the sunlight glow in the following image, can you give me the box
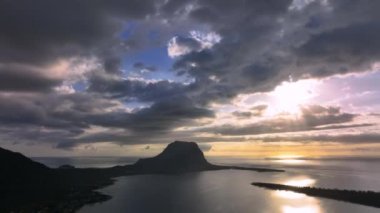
[277,159,307,164]
[270,80,317,114]
[272,155,306,164]
[282,205,320,213]
[275,177,316,199]
[276,190,306,199]
[284,178,316,187]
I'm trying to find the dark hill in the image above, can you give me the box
[133,141,212,173]
[131,141,284,173]
[0,141,283,212]
[0,147,52,184]
[0,147,111,212]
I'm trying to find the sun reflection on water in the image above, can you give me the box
[284,178,316,187]
[276,159,306,164]
[276,190,306,199]
[273,177,321,213]
[282,205,321,213]
[276,177,316,199]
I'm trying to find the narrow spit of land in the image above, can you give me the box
[252,182,380,208]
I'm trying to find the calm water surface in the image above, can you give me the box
[34,157,380,213]
[33,156,138,168]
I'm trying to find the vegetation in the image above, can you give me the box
[252,182,380,208]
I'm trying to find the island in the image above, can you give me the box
[1,141,282,212]
[131,141,284,173]
[252,182,380,208]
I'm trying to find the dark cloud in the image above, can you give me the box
[260,133,380,144]
[232,111,253,118]
[129,97,214,131]
[0,92,122,129]
[202,105,361,136]
[251,104,268,116]
[295,21,380,77]
[0,92,214,148]
[88,74,187,101]
[300,105,355,127]
[89,96,214,132]
[232,104,268,118]
[0,65,61,92]
[169,0,380,108]
[1,0,380,150]
[169,0,295,102]
[0,0,160,92]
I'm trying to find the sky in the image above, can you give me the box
[0,0,380,158]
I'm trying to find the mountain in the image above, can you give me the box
[133,141,213,173]
[0,142,283,212]
[0,147,52,184]
[0,147,110,212]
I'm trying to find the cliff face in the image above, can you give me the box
[133,141,212,173]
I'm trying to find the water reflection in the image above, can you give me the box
[276,159,307,164]
[275,176,316,199]
[276,190,306,199]
[273,176,321,213]
[282,205,321,213]
[80,169,380,213]
[284,178,316,187]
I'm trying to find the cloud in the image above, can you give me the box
[88,96,214,132]
[201,105,361,136]
[0,64,61,92]
[260,133,380,144]
[169,0,380,109]
[197,143,213,152]
[232,104,268,118]
[0,91,215,148]
[1,0,380,151]
[289,0,326,11]
[168,36,202,58]
[232,111,253,118]
[251,104,268,116]
[0,0,160,92]
[295,21,380,77]
[133,62,157,72]
[167,30,221,58]
[88,73,187,101]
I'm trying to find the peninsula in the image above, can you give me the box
[252,182,380,208]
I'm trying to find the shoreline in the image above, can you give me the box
[252,182,380,208]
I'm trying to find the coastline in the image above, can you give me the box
[252,182,380,208]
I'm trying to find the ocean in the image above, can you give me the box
[32,157,380,213]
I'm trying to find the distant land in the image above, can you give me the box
[252,182,380,208]
[132,141,284,173]
[1,141,282,212]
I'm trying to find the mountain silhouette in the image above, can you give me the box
[133,141,213,173]
[0,147,52,184]
[0,141,283,212]
[0,147,111,212]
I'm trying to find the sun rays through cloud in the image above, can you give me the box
[269,79,318,115]
[0,0,378,158]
